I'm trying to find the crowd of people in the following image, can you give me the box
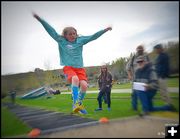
[126,44,176,116]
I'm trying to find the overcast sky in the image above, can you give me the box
[1,1,179,75]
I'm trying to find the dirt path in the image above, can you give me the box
[39,115,179,138]
[61,87,179,94]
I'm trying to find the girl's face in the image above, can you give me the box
[101,66,107,73]
[65,29,77,42]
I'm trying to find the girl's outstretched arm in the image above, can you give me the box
[80,26,112,45]
[32,12,62,42]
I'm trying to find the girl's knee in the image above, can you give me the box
[72,76,79,86]
[80,81,88,92]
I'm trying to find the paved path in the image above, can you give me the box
[61,87,179,94]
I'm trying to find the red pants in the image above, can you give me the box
[63,66,88,83]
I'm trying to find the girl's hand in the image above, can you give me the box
[32,12,40,20]
[105,27,112,31]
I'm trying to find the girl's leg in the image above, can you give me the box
[96,90,104,109]
[71,75,79,105]
[63,66,79,105]
[77,80,88,114]
[103,93,107,104]
[106,88,111,110]
[79,80,88,103]
[69,67,88,113]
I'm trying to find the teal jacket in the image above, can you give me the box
[38,18,107,68]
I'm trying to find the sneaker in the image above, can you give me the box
[78,102,88,114]
[107,107,111,111]
[73,102,84,113]
[139,112,149,117]
[73,102,85,113]
[79,109,88,114]
[94,108,102,111]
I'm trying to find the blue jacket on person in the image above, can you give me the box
[155,52,170,78]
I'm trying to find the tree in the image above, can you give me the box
[111,57,128,81]
[165,41,179,74]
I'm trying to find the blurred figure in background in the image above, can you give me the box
[126,45,150,111]
[134,56,175,116]
[9,91,16,105]
[153,44,173,108]
[95,65,113,111]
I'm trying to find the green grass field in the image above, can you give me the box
[1,77,179,137]
[2,92,179,137]
[1,107,32,137]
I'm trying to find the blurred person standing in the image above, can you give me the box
[153,44,173,107]
[126,45,150,111]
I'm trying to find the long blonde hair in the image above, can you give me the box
[98,65,111,81]
[62,27,77,37]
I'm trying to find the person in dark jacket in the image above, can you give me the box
[134,56,174,116]
[153,44,172,106]
[95,65,113,111]
[126,45,150,111]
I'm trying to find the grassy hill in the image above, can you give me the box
[1,66,101,98]
[1,66,179,98]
